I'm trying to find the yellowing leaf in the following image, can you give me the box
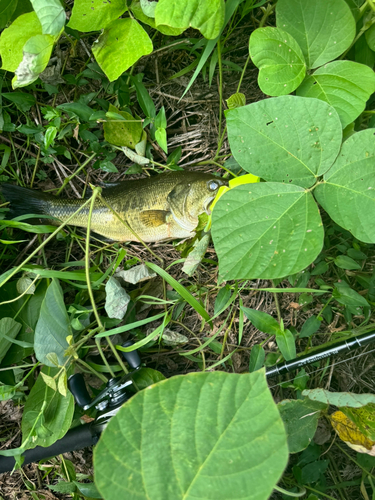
[103,104,143,149]
[331,410,375,455]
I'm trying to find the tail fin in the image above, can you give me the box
[0,184,50,220]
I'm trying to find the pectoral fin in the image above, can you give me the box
[139,210,170,227]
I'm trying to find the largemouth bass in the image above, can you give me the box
[1,171,227,242]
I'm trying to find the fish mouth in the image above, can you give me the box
[204,196,216,215]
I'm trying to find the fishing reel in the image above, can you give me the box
[68,341,142,430]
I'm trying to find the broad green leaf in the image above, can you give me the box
[249,344,265,372]
[242,307,281,335]
[34,278,71,367]
[29,0,65,35]
[211,183,324,280]
[297,61,375,129]
[275,329,296,360]
[104,277,130,320]
[0,280,47,365]
[68,0,127,32]
[302,388,375,407]
[22,366,74,449]
[278,399,328,453]
[95,371,288,500]
[226,96,342,188]
[13,34,55,88]
[0,318,22,363]
[0,12,42,71]
[92,18,153,82]
[249,27,306,96]
[130,0,184,36]
[103,104,143,148]
[276,0,356,69]
[0,0,17,30]
[155,0,225,40]
[314,129,375,243]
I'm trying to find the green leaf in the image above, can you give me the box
[155,0,225,40]
[130,0,185,36]
[92,18,153,82]
[0,318,22,363]
[0,280,48,365]
[211,183,324,280]
[1,91,36,111]
[278,399,328,453]
[22,366,74,449]
[57,101,93,122]
[226,96,342,187]
[74,481,102,499]
[299,315,322,338]
[226,92,246,109]
[68,0,127,32]
[249,27,306,96]
[275,329,296,360]
[241,307,281,335]
[95,371,288,500]
[296,61,375,129]
[365,23,375,51]
[103,104,143,149]
[314,129,375,243]
[0,0,18,30]
[10,0,33,21]
[34,278,71,367]
[13,34,55,88]
[249,344,265,372]
[131,367,166,390]
[29,0,65,35]
[146,262,211,324]
[0,12,42,71]
[276,0,356,69]
[155,127,167,153]
[334,255,361,270]
[214,285,231,316]
[302,388,375,407]
[332,281,369,312]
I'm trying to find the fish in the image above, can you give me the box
[0,171,228,242]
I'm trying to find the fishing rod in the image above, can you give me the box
[1,330,375,473]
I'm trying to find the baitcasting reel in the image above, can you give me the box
[0,341,141,473]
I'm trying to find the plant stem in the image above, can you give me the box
[215,39,224,158]
[85,187,104,333]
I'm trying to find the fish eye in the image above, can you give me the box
[208,180,219,191]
